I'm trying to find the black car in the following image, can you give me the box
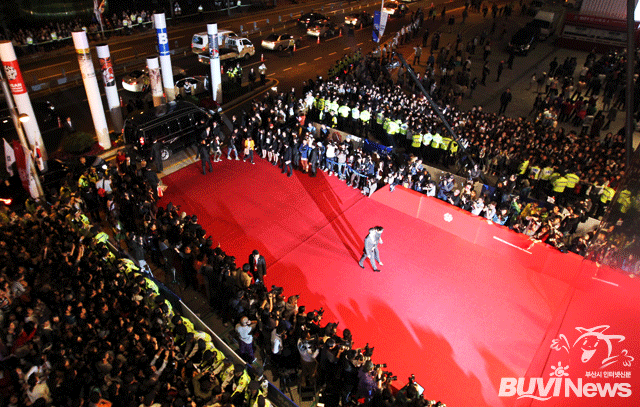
[508,24,540,55]
[297,12,328,28]
[123,100,211,161]
[344,11,373,28]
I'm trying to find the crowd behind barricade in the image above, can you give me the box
[0,147,442,406]
[1,9,161,54]
[189,11,637,264]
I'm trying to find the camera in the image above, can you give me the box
[374,363,387,369]
[363,343,374,357]
[270,285,283,295]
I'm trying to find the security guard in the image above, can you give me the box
[440,134,452,166]
[539,163,555,195]
[449,139,459,166]
[421,128,433,161]
[359,106,371,136]
[430,130,443,163]
[350,103,360,134]
[551,172,568,204]
[411,130,423,156]
[338,102,350,130]
[230,364,251,406]
[598,184,615,218]
[564,169,580,198]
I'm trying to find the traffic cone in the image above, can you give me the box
[261,53,264,62]
[57,116,62,128]
[339,28,342,37]
[317,35,320,44]
[293,43,296,52]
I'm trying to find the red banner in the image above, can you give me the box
[2,60,27,95]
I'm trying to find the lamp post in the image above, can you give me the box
[18,113,45,198]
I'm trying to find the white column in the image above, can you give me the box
[207,23,223,104]
[96,44,123,133]
[153,13,176,102]
[72,32,111,149]
[146,57,164,107]
[0,41,48,162]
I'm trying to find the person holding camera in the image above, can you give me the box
[355,360,382,403]
[236,316,258,363]
[298,330,320,388]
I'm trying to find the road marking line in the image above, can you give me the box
[298,62,307,66]
[357,42,363,46]
[112,47,133,53]
[329,52,337,55]
[172,35,185,40]
[492,236,532,254]
[297,46,310,51]
[268,73,276,76]
[314,57,322,60]
[343,47,351,50]
[592,277,619,287]
[25,60,70,72]
[283,67,292,71]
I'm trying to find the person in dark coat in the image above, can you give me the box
[248,250,267,284]
[151,140,163,172]
[308,141,320,177]
[498,88,513,114]
[196,139,212,174]
[282,142,293,177]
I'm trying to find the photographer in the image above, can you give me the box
[297,330,320,388]
[236,316,258,363]
[318,337,344,390]
[355,360,382,404]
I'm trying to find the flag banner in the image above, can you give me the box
[373,11,381,43]
[4,138,15,176]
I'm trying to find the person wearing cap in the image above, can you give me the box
[230,363,251,405]
[236,316,258,363]
[358,226,384,272]
[248,250,267,284]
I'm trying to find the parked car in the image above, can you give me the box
[261,33,300,51]
[191,30,238,54]
[307,20,340,38]
[175,76,208,98]
[344,11,372,28]
[122,66,187,93]
[382,2,409,17]
[297,12,328,28]
[123,100,211,161]
[508,24,540,55]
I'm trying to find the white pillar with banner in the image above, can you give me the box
[207,23,223,104]
[72,32,111,149]
[96,44,123,133]
[0,40,48,166]
[147,57,164,107]
[153,13,176,102]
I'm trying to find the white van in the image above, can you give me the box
[191,30,237,54]
[532,11,559,39]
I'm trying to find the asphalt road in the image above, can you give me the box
[22,0,463,154]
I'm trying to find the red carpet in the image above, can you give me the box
[160,158,640,407]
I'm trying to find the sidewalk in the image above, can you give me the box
[391,4,639,148]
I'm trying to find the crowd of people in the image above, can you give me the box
[1,137,444,407]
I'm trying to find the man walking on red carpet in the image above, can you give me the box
[359,226,384,272]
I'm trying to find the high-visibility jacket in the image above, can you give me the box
[552,175,568,193]
[440,136,452,150]
[565,173,579,189]
[618,189,631,213]
[376,112,384,124]
[387,120,399,135]
[449,141,458,153]
[528,166,541,180]
[351,107,359,120]
[360,109,370,123]
[600,186,615,204]
[540,167,554,180]
[412,133,422,148]
[422,132,433,146]
[430,133,442,148]
[518,160,529,175]
[231,370,251,399]
[338,105,350,118]
[399,122,408,136]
